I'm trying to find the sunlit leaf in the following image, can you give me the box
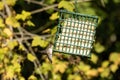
[58,1,74,11]
[27,53,36,62]
[0,18,5,27]
[28,75,37,80]
[40,63,52,75]
[6,0,16,6]
[68,74,82,80]
[32,36,48,48]
[51,26,57,35]
[50,12,59,20]
[97,67,104,73]
[16,10,31,21]
[3,28,13,37]
[110,64,118,73]
[86,69,98,77]
[6,65,14,79]
[8,40,18,50]
[109,52,120,64]
[102,60,109,68]
[90,53,98,64]
[13,62,21,73]
[19,77,25,80]
[42,28,51,34]
[19,44,25,51]
[6,17,20,28]
[54,62,67,73]
[94,42,105,53]
[100,68,110,78]
[0,2,4,10]
[26,20,35,27]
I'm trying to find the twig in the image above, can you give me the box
[31,4,58,14]
[24,40,45,80]
[28,0,92,14]
[2,0,13,40]
[0,12,6,18]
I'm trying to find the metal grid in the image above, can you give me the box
[53,10,98,57]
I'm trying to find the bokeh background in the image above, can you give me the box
[0,0,120,80]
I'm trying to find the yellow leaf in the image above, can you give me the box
[102,60,109,68]
[3,28,13,37]
[90,53,98,64]
[54,62,67,73]
[0,18,5,27]
[6,17,20,28]
[19,77,25,80]
[8,40,18,50]
[28,75,37,80]
[94,42,105,53]
[6,65,14,79]
[16,10,31,21]
[32,36,48,48]
[110,64,118,73]
[100,68,110,78]
[51,26,57,35]
[6,0,16,6]
[50,12,59,20]
[68,74,82,80]
[0,2,4,10]
[58,1,74,11]
[13,62,21,73]
[22,10,31,21]
[27,53,36,62]
[42,28,51,33]
[19,44,25,50]
[97,67,104,73]
[26,20,35,27]
[86,69,98,77]
[109,52,120,64]
[78,62,91,72]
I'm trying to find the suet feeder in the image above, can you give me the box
[53,0,98,57]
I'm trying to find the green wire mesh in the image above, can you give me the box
[53,10,98,57]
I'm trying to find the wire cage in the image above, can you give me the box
[53,10,98,57]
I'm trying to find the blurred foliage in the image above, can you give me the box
[0,0,120,80]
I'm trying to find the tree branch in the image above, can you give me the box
[26,0,92,14]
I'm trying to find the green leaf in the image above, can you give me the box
[27,53,36,62]
[113,0,120,3]
[58,1,74,12]
[94,42,105,53]
[32,36,48,48]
